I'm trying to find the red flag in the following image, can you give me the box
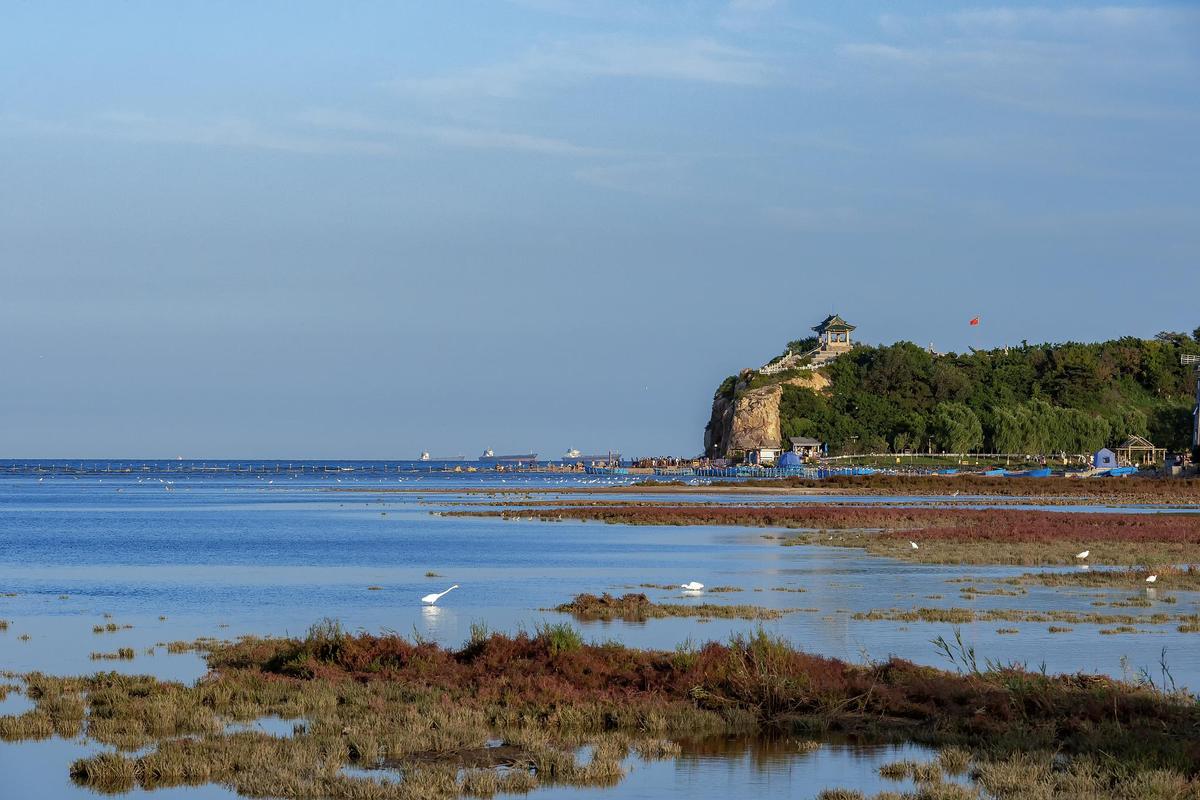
[969,317,980,326]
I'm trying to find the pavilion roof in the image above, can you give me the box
[812,313,855,333]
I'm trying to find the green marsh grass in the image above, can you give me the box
[90,648,135,661]
[554,592,784,621]
[6,621,1200,799]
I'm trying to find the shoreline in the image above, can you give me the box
[327,474,1200,504]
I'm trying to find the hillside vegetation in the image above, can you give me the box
[715,330,1200,456]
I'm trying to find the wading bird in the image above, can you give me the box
[909,541,919,550]
[680,581,704,591]
[421,584,459,605]
[1076,550,1089,559]
[1145,575,1157,584]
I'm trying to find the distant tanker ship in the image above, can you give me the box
[479,448,537,463]
[418,452,465,462]
[561,449,620,465]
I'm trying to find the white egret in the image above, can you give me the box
[909,541,919,550]
[1075,550,1089,559]
[421,584,459,604]
[680,581,704,591]
[1145,575,1157,583]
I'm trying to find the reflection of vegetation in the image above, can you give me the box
[4,623,1199,798]
[853,606,1199,628]
[88,648,135,660]
[838,747,1200,800]
[757,335,1200,455]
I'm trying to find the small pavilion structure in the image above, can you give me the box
[812,314,856,354]
[745,447,783,466]
[790,436,823,459]
[1115,435,1166,466]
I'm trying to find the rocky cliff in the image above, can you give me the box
[704,372,830,458]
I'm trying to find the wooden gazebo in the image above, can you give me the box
[812,314,855,353]
[1115,435,1165,466]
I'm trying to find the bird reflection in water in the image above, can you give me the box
[421,604,456,638]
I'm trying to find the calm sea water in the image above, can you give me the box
[1,466,1196,799]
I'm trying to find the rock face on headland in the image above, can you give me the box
[704,372,829,458]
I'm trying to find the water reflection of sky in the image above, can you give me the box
[1,472,1197,799]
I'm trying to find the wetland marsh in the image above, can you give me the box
[2,469,1198,799]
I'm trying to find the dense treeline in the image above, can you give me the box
[769,330,1200,456]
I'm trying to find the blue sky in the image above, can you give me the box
[1,1,1198,458]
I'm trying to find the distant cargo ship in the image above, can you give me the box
[479,448,537,463]
[418,452,465,462]
[561,449,620,465]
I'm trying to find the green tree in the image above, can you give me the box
[1106,406,1148,444]
[930,402,983,453]
[992,406,1025,453]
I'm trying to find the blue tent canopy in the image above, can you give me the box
[1093,448,1117,469]
[778,451,802,468]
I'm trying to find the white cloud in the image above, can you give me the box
[1,112,400,157]
[3,109,613,160]
[763,205,876,233]
[505,0,660,22]
[719,0,788,32]
[573,159,693,195]
[840,5,1200,120]
[390,36,774,100]
[944,6,1196,37]
[299,108,610,157]
[424,125,609,157]
[838,43,930,65]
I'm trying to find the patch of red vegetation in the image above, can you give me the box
[488,505,1200,545]
[731,475,1200,500]
[207,628,1200,770]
